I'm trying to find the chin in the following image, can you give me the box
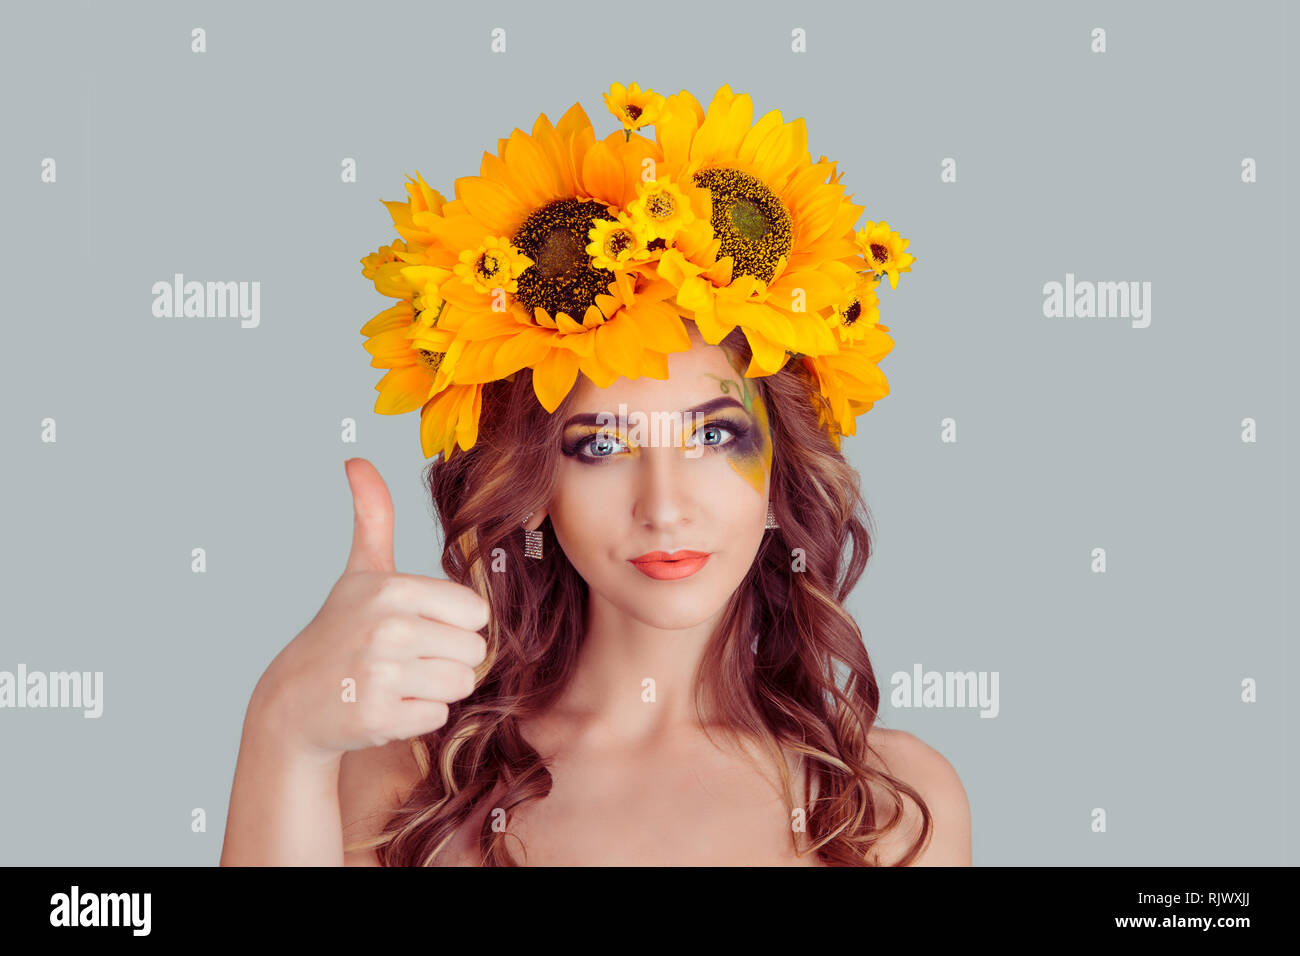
[606,585,732,632]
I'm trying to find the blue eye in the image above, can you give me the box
[688,423,735,449]
[576,432,627,459]
[562,417,752,462]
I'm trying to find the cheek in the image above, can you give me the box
[549,464,622,550]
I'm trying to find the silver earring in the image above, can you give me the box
[522,511,543,560]
[765,504,778,530]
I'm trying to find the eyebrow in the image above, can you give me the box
[561,396,748,430]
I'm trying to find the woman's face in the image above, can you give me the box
[542,334,774,630]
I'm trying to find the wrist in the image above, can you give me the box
[245,675,341,771]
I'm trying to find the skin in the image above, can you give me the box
[331,327,973,865]
[528,327,773,737]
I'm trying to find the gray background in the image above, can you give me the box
[0,0,1292,865]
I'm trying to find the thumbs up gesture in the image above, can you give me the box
[250,458,490,758]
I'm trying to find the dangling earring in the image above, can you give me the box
[765,504,778,530]
[522,511,543,559]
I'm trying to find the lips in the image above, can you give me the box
[628,550,711,581]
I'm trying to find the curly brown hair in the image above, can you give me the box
[347,326,931,865]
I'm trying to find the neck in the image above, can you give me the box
[544,590,727,746]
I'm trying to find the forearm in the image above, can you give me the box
[219,685,345,866]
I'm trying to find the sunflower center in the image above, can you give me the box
[842,300,861,326]
[625,104,643,121]
[605,229,634,257]
[692,167,792,284]
[415,348,444,373]
[869,242,889,264]
[477,251,502,281]
[513,198,618,319]
[645,192,675,221]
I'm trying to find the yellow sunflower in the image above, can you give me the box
[625,176,707,243]
[419,380,485,459]
[648,84,865,375]
[362,84,914,461]
[586,211,655,272]
[824,272,882,345]
[415,103,694,415]
[381,171,448,253]
[603,81,667,136]
[359,178,484,458]
[855,220,915,290]
[801,322,894,447]
[360,297,453,414]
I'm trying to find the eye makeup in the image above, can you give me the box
[685,415,754,454]
[561,427,636,461]
[559,413,758,462]
[723,390,772,497]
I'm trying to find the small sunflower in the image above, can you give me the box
[381,171,448,253]
[360,298,452,414]
[603,82,667,135]
[359,259,489,460]
[625,176,708,244]
[452,235,533,295]
[855,221,915,290]
[587,212,654,271]
[801,322,894,446]
[825,272,882,345]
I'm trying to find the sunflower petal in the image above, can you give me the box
[454,384,483,452]
[364,327,419,366]
[741,326,790,375]
[453,176,519,237]
[532,348,581,412]
[374,365,435,414]
[492,327,554,377]
[581,140,626,208]
[360,301,414,337]
[578,348,621,389]
[503,127,563,208]
[625,301,691,353]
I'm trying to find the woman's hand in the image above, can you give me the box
[250,457,489,760]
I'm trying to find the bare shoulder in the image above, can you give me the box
[863,726,972,866]
[338,739,424,866]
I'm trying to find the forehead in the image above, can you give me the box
[566,337,753,414]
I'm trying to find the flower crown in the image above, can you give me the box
[359,82,914,460]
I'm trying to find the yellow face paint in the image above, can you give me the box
[700,371,771,499]
[727,385,771,497]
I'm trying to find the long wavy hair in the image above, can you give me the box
[351,326,932,865]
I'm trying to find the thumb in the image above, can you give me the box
[344,457,396,573]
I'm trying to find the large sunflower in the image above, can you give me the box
[412,103,694,416]
[648,84,867,376]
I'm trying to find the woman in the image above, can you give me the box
[220,82,970,866]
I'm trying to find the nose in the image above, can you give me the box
[630,444,698,532]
